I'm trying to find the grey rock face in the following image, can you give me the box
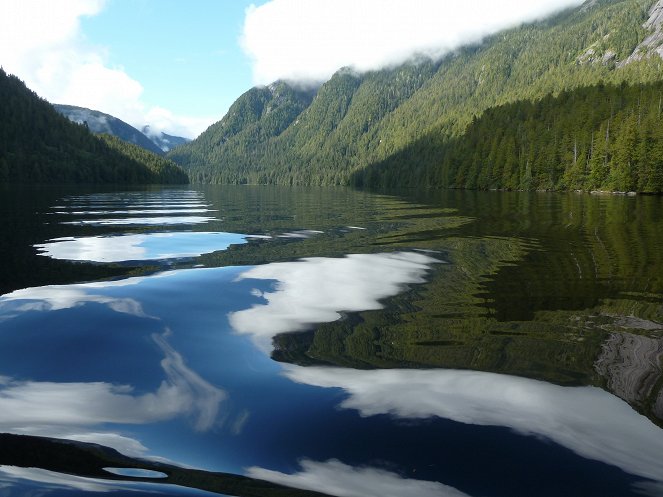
[620,0,663,65]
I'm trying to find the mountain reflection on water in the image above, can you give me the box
[0,186,662,497]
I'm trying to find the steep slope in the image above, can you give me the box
[0,69,188,184]
[171,0,663,188]
[54,104,166,155]
[169,81,316,183]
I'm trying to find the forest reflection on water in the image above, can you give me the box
[0,185,661,497]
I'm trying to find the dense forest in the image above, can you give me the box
[170,0,663,192]
[353,81,663,192]
[0,69,188,185]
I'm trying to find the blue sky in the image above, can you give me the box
[80,0,257,119]
[0,0,585,139]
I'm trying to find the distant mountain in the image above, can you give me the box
[169,0,663,192]
[54,104,166,155]
[0,69,188,185]
[142,125,190,153]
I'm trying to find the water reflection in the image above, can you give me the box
[248,459,471,497]
[2,186,663,496]
[229,252,440,350]
[0,466,220,496]
[0,466,136,494]
[283,365,663,482]
[61,216,217,226]
[53,190,219,227]
[0,277,151,319]
[0,330,225,454]
[54,208,215,215]
[35,232,261,263]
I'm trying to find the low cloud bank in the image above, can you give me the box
[242,0,585,85]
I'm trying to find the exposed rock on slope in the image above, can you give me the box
[621,0,663,64]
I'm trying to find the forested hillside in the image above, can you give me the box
[0,69,188,185]
[354,81,663,192]
[170,0,663,191]
[97,134,189,184]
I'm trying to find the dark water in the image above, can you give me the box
[0,185,662,497]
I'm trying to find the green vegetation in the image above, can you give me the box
[169,81,316,183]
[354,81,663,191]
[97,134,188,184]
[170,0,663,191]
[0,68,188,185]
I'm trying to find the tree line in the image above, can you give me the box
[353,80,663,193]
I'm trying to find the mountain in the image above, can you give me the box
[169,81,316,183]
[0,69,188,184]
[54,104,166,155]
[169,0,663,190]
[141,125,190,153]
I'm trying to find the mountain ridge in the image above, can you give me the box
[54,104,190,155]
[169,0,663,190]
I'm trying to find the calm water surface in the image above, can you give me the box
[0,185,662,497]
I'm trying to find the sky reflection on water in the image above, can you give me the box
[1,187,662,497]
[35,232,258,262]
[229,251,440,350]
[282,365,663,483]
[248,459,471,497]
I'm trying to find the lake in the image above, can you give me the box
[0,184,661,497]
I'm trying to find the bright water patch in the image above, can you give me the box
[103,468,168,478]
[61,216,217,226]
[34,232,263,263]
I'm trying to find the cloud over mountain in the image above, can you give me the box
[241,0,585,84]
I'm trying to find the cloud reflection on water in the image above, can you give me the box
[228,251,440,350]
[0,466,136,493]
[35,231,258,263]
[283,366,663,483]
[248,459,470,497]
[0,330,225,454]
[0,277,151,321]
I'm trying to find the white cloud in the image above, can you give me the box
[241,0,585,84]
[0,0,210,138]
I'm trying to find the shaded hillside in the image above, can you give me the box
[0,69,188,184]
[353,80,663,192]
[170,0,663,189]
[97,134,189,184]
